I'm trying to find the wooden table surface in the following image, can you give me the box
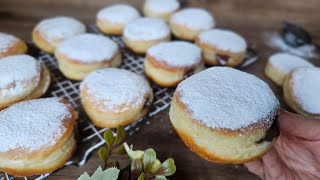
[1,0,319,179]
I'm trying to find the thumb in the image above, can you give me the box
[279,109,320,141]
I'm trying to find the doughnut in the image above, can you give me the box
[123,17,171,54]
[55,33,121,81]
[196,29,247,67]
[0,97,78,176]
[283,67,320,119]
[143,0,180,22]
[265,53,314,86]
[32,16,86,53]
[0,32,27,58]
[144,41,204,87]
[0,55,51,110]
[80,68,153,128]
[169,67,280,163]
[96,4,140,35]
[169,8,215,41]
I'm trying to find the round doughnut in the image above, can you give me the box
[283,67,320,119]
[169,8,215,41]
[265,53,314,86]
[0,32,27,58]
[32,16,86,53]
[96,4,140,35]
[0,55,51,110]
[196,29,247,67]
[143,0,180,22]
[80,68,153,128]
[169,67,280,163]
[0,97,78,176]
[55,33,121,81]
[123,17,171,54]
[144,41,204,87]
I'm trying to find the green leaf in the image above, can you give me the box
[112,144,126,155]
[124,143,144,160]
[157,158,176,176]
[155,176,168,180]
[103,130,115,148]
[77,166,119,180]
[143,148,156,171]
[98,147,107,162]
[114,126,125,144]
[137,172,145,180]
[149,159,161,174]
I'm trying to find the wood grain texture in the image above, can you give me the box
[0,0,319,179]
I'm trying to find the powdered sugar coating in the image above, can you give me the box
[198,29,247,53]
[81,68,152,112]
[145,0,180,13]
[0,32,19,53]
[290,67,320,114]
[0,55,41,96]
[147,41,201,67]
[97,4,140,24]
[268,53,314,74]
[171,8,215,30]
[56,33,119,63]
[176,67,279,130]
[35,16,86,42]
[124,17,170,41]
[0,98,72,152]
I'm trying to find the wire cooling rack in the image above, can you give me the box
[0,25,258,180]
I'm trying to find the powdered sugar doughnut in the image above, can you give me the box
[170,67,280,163]
[80,68,153,128]
[0,55,51,109]
[123,17,171,53]
[96,4,140,35]
[0,97,77,176]
[144,41,204,87]
[196,29,247,67]
[0,32,27,58]
[283,67,320,118]
[143,0,180,22]
[55,33,121,81]
[265,53,314,86]
[170,8,215,41]
[32,16,86,53]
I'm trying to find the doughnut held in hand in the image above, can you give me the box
[283,67,320,119]
[0,55,51,109]
[0,32,27,58]
[55,33,121,81]
[0,98,78,176]
[32,16,86,53]
[169,67,280,163]
[80,68,153,128]
[144,41,204,87]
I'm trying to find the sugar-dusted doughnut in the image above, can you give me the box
[144,41,204,87]
[32,16,86,53]
[123,17,171,53]
[169,8,215,41]
[265,53,314,86]
[80,68,153,128]
[0,32,27,58]
[170,67,280,163]
[143,0,180,22]
[283,67,320,118]
[55,33,121,81]
[0,55,51,109]
[96,4,140,35]
[0,97,78,176]
[196,29,247,67]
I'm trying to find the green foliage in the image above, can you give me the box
[77,167,119,180]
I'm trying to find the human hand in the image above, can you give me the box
[245,110,320,180]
